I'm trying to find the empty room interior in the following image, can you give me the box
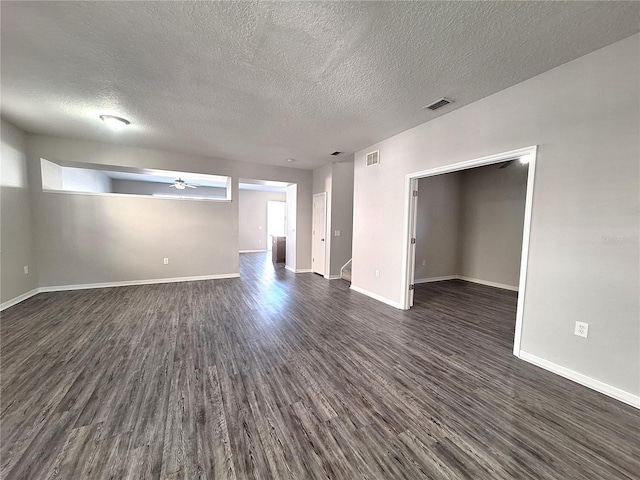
[1,2,638,479]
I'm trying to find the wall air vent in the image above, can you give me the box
[423,97,453,111]
[330,151,343,156]
[366,150,380,167]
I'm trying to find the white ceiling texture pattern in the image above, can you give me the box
[1,1,638,169]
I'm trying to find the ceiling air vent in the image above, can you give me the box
[366,150,380,167]
[330,151,343,156]
[424,97,453,111]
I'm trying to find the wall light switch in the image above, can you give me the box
[163,258,169,265]
[335,230,341,237]
[24,266,29,274]
[375,269,380,278]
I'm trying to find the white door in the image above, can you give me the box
[312,193,327,275]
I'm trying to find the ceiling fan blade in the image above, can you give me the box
[169,184,177,187]
[186,184,197,188]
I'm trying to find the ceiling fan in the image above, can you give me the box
[169,178,197,190]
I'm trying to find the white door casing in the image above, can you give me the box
[401,145,537,357]
[312,193,327,275]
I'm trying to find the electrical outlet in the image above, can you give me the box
[335,230,341,237]
[163,258,169,265]
[574,321,589,338]
[422,260,426,266]
[375,269,380,278]
[24,266,29,275]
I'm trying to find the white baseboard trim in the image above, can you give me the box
[239,249,266,253]
[349,285,404,309]
[458,276,518,292]
[38,273,240,293]
[0,288,40,311]
[413,275,518,291]
[519,351,639,409]
[285,265,313,274]
[414,275,459,284]
[325,275,342,280]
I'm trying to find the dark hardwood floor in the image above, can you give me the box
[1,252,638,479]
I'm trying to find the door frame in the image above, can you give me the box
[312,192,328,276]
[400,146,537,356]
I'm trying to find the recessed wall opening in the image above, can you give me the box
[40,158,232,201]
[402,146,537,356]
[238,178,292,267]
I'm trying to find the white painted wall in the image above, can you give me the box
[1,119,38,305]
[352,35,639,398]
[286,183,298,271]
[26,134,313,287]
[62,165,112,193]
[40,158,63,190]
[238,189,286,252]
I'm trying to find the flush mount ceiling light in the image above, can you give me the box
[99,115,130,130]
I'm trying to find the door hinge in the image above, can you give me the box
[410,238,416,244]
[412,190,418,197]
[409,284,415,290]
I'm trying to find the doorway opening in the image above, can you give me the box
[238,179,292,267]
[401,146,537,356]
[267,200,286,251]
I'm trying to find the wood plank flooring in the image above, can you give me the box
[1,252,638,479]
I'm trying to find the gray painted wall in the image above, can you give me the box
[329,161,354,276]
[26,134,313,286]
[312,164,332,274]
[414,165,527,287]
[312,160,354,277]
[459,163,527,287]
[353,35,639,397]
[1,119,38,304]
[415,173,462,280]
[238,189,286,252]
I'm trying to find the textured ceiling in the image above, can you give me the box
[1,1,638,170]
